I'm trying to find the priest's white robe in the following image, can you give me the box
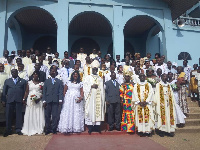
[83,75,105,125]
[132,81,155,133]
[155,81,176,133]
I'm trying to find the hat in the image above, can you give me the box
[123,70,133,77]
[91,60,100,68]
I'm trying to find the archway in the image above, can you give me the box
[33,36,57,54]
[71,37,100,55]
[6,7,57,53]
[69,11,112,56]
[124,15,163,58]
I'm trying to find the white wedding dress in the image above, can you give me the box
[22,81,45,136]
[58,82,84,133]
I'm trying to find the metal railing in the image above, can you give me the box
[174,16,200,27]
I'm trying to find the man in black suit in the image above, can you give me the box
[29,63,46,82]
[105,72,121,131]
[2,69,26,137]
[43,68,64,134]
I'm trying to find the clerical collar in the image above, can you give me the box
[139,81,147,85]
[160,81,168,86]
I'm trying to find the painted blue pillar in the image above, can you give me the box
[57,0,69,58]
[163,9,172,62]
[0,0,7,57]
[113,6,124,60]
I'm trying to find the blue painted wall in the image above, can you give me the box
[0,0,199,66]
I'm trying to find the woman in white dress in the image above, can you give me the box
[22,71,45,136]
[168,72,186,127]
[58,70,84,133]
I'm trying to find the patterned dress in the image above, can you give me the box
[175,73,189,114]
[120,83,135,132]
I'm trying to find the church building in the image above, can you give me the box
[0,0,200,65]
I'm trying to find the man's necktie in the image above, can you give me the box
[113,80,116,86]
[67,68,69,77]
[14,78,17,84]
[52,78,54,84]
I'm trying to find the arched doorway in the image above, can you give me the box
[69,11,112,56]
[6,7,57,53]
[123,15,163,58]
[71,37,100,55]
[33,36,57,54]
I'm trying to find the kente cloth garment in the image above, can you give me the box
[132,81,155,133]
[175,73,189,114]
[58,82,84,133]
[155,81,176,133]
[120,83,135,132]
[22,81,45,136]
[83,75,105,125]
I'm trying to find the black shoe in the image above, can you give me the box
[108,128,113,131]
[88,130,92,135]
[52,130,57,134]
[3,132,9,137]
[116,128,121,131]
[169,132,175,137]
[16,131,23,135]
[45,131,51,135]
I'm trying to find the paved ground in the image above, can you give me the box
[0,131,200,150]
[0,134,52,150]
[150,132,200,150]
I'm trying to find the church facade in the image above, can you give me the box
[0,0,200,65]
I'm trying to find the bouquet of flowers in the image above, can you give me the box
[147,78,156,87]
[171,83,178,91]
[30,94,38,102]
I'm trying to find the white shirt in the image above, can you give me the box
[116,73,124,85]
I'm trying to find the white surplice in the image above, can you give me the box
[83,75,105,125]
[132,81,155,133]
[155,81,176,133]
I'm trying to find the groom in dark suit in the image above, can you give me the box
[2,69,27,137]
[105,72,121,131]
[43,68,64,134]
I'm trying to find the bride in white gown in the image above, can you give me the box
[22,71,45,136]
[58,71,84,133]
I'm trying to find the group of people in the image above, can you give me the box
[0,47,199,138]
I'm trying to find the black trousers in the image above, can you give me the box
[6,101,22,132]
[45,102,59,132]
[107,102,121,129]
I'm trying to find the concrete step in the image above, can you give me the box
[185,119,200,126]
[187,101,199,107]
[188,113,200,119]
[176,126,200,133]
[189,107,200,113]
